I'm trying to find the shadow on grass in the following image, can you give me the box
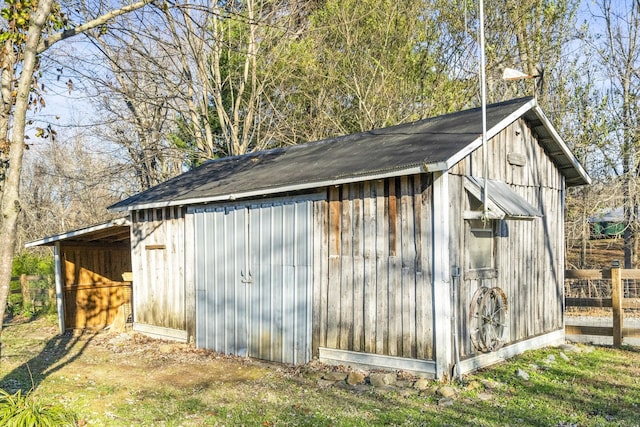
[0,316,94,393]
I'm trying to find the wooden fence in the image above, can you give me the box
[565,267,640,346]
[8,274,54,309]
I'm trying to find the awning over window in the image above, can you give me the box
[464,176,542,220]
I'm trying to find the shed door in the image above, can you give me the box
[194,198,313,364]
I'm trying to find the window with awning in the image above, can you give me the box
[463,176,542,220]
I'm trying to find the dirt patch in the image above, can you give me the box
[2,315,640,426]
[566,238,624,269]
[1,318,272,389]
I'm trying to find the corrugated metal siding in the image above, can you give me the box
[193,197,314,364]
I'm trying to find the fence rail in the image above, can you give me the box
[565,267,640,346]
[8,274,54,309]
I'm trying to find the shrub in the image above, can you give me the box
[0,388,76,427]
[11,252,54,277]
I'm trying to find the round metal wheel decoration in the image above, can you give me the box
[468,286,508,352]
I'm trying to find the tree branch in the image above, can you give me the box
[37,0,154,54]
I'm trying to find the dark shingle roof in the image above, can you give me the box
[109,97,589,211]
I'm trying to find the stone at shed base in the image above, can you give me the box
[369,373,396,387]
[317,379,337,388]
[323,372,347,382]
[346,371,366,385]
[515,369,530,381]
[437,385,457,398]
[465,380,482,391]
[352,384,372,394]
[413,378,431,391]
[480,379,504,390]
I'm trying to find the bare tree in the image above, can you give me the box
[86,26,186,190]
[584,0,640,267]
[57,0,314,179]
[19,132,126,248]
[160,0,309,158]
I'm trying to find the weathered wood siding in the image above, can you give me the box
[449,118,565,358]
[314,174,434,360]
[61,243,132,329]
[131,206,187,332]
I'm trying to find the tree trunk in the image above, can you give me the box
[1,39,18,199]
[580,191,588,268]
[0,0,55,352]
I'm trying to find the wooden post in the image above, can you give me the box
[432,171,452,379]
[20,274,31,307]
[611,263,623,347]
[53,242,66,333]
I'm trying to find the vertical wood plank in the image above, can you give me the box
[432,171,452,378]
[420,174,434,359]
[340,185,353,350]
[536,189,544,334]
[318,198,329,350]
[387,179,400,356]
[388,179,398,257]
[352,183,365,352]
[327,187,341,348]
[412,174,426,355]
[612,266,623,347]
[414,175,423,274]
[363,182,377,353]
[329,187,341,256]
[388,255,401,357]
[401,176,416,357]
[20,274,30,306]
[184,209,196,340]
[375,180,388,355]
[312,200,322,356]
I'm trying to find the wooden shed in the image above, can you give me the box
[26,218,133,332]
[109,97,590,378]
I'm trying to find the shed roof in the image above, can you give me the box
[109,97,590,212]
[25,218,131,247]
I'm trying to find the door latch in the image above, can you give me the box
[241,270,253,284]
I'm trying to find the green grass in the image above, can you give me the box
[0,388,76,426]
[1,316,639,426]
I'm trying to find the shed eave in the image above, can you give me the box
[530,105,591,186]
[444,97,538,169]
[110,165,426,211]
[25,217,131,247]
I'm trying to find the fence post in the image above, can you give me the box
[611,263,623,347]
[20,274,31,307]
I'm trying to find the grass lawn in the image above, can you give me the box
[1,315,639,426]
